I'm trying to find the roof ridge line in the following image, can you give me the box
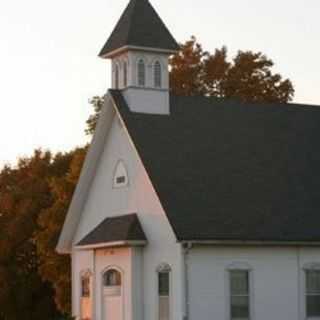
[123,0,137,47]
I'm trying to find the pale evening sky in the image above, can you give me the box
[0,0,319,168]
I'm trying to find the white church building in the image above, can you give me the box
[57,0,320,319]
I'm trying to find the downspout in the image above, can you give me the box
[183,242,192,320]
[296,246,301,320]
[93,249,96,320]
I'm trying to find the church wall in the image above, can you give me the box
[188,246,320,320]
[123,87,170,114]
[72,97,184,320]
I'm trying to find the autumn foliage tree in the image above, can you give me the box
[170,36,294,102]
[35,147,87,314]
[0,148,86,319]
[0,151,71,319]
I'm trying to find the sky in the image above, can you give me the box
[0,0,320,168]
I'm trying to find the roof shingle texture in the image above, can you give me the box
[110,90,320,242]
[99,0,179,57]
[77,214,147,246]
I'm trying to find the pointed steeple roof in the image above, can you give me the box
[99,0,179,58]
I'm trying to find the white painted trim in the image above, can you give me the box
[75,241,147,250]
[57,94,116,254]
[180,240,320,247]
[123,86,169,92]
[303,262,320,270]
[101,45,178,59]
[157,262,172,273]
[226,262,253,271]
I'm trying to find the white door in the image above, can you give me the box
[103,269,123,320]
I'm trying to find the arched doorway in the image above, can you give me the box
[102,268,123,320]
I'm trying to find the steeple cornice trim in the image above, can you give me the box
[100,45,178,59]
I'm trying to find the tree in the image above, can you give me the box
[170,36,294,103]
[0,150,69,320]
[85,96,105,136]
[35,147,87,314]
[85,37,294,135]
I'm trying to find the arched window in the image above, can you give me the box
[81,274,91,298]
[157,263,171,320]
[103,269,122,287]
[113,160,128,188]
[80,271,92,320]
[154,61,162,88]
[137,59,146,87]
[123,61,128,87]
[115,64,120,89]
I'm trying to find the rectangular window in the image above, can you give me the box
[230,270,250,320]
[306,270,320,317]
[159,272,170,320]
[116,176,126,184]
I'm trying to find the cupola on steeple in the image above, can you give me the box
[99,0,179,114]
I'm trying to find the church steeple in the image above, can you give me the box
[99,0,179,58]
[100,0,178,115]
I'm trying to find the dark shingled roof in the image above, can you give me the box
[77,214,147,246]
[99,0,179,57]
[110,89,320,243]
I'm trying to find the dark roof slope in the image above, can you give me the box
[77,214,147,246]
[99,0,179,57]
[110,90,320,242]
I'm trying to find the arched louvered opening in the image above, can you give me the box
[137,59,146,87]
[154,60,162,88]
[123,61,128,87]
[115,64,120,89]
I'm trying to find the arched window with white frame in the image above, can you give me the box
[123,61,128,87]
[80,270,92,320]
[137,59,146,87]
[154,60,162,88]
[157,263,171,320]
[115,63,120,89]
